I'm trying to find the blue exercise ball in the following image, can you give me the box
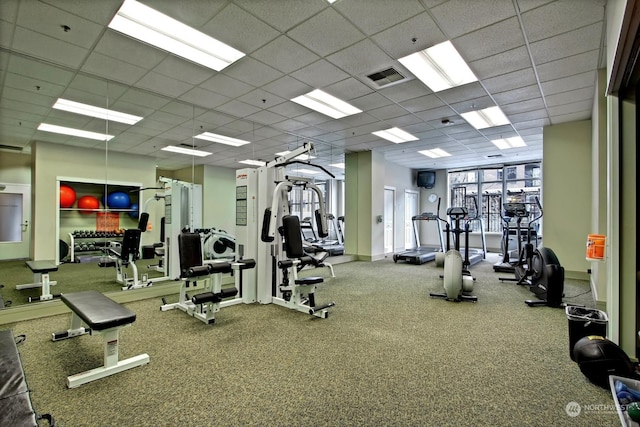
[129,202,139,219]
[107,191,131,209]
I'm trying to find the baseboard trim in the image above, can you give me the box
[565,270,590,281]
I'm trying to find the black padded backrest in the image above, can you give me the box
[282,215,304,259]
[315,209,328,238]
[137,212,149,231]
[121,229,141,261]
[178,233,203,275]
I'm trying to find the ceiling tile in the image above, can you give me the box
[540,71,596,95]
[290,59,350,89]
[529,22,603,65]
[521,0,606,42]
[288,8,365,57]
[536,50,600,82]
[233,0,326,33]
[469,46,532,79]
[223,57,283,87]
[327,39,396,76]
[12,27,88,69]
[371,12,446,59]
[430,0,516,38]
[453,17,525,62]
[251,36,319,74]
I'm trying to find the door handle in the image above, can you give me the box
[21,220,28,232]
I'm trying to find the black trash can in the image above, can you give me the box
[566,306,608,361]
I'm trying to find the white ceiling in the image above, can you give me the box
[0,0,607,179]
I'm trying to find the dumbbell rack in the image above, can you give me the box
[68,231,123,263]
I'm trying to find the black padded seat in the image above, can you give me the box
[61,290,136,331]
[295,277,324,285]
[24,260,57,274]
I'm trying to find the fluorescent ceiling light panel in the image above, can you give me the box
[418,148,451,158]
[294,168,320,175]
[37,123,114,141]
[329,163,345,169]
[53,98,143,125]
[461,106,510,130]
[108,0,245,71]
[239,159,266,166]
[194,132,250,147]
[491,136,527,150]
[372,127,418,143]
[398,40,477,92]
[291,89,362,119]
[161,145,211,157]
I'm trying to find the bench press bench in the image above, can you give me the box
[52,290,149,388]
[16,260,59,302]
[0,330,54,426]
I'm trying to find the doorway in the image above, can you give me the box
[384,187,395,255]
[0,183,31,260]
[405,190,418,250]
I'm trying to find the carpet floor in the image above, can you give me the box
[1,254,620,426]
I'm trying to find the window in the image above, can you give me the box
[447,162,542,234]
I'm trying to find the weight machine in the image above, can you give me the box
[235,143,335,318]
[138,177,203,282]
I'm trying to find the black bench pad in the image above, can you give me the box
[0,330,38,427]
[61,290,136,331]
[0,394,38,427]
[25,260,58,274]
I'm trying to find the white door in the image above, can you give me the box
[405,191,418,249]
[0,183,31,260]
[384,188,394,254]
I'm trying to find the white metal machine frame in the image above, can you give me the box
[235,142,335,318]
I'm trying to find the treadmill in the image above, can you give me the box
[393,200,445,265]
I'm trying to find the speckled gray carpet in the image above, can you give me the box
[2,255,620,426]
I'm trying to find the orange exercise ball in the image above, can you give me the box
[60,184,76,208]
[77,195,100,214]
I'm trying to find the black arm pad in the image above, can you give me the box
[278,260,294,269]
[209,262,233,274]
[187,265,211,277]
[237,259,256,269]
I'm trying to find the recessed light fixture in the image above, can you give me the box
[161,145,211,157]
[291,89,362,119]
[37,123,114,141]
[108,0,245,71]
[372,127,418,143]
[491,136,527,150]
[398,40,477,92]
[194,132,250,147]
[329,162,345,169]
[461,106,510,130]
[52,98,143,125]
[239,159,266,166]
[418,148,451,158]
[275,151,316,161]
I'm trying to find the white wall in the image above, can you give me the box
[0,151,30,184]
[542,121,592,278]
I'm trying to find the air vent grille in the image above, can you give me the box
[366,67,405,87]
[0,144,23,151]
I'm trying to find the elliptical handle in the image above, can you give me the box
[531,196,543,222]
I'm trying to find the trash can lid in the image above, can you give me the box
[565,306,608,322]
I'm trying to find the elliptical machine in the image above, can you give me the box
[499,197,543,287]
[430,206,476,303]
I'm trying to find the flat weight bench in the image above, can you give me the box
[52,290,149,388]
[0,330,54,426]
[16,260,59,302]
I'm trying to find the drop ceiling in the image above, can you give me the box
[0,0,607,179]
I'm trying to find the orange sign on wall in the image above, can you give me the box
[96,212,120,232]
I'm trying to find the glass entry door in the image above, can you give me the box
[0,184,31,260]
